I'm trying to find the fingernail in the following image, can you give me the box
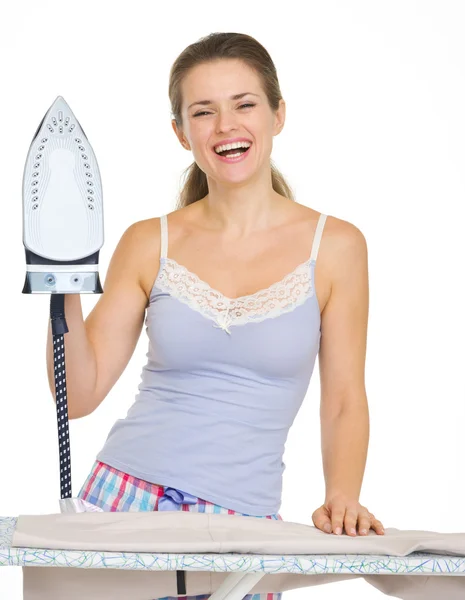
[335,527,342,535]
[361,529,367,535]
[324,523,331,533]
[350,528,356,535]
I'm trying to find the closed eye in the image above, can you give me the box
[193,103,256,117]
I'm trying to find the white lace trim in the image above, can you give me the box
[155,257,315,333]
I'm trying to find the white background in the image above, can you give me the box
[1,1,464,597]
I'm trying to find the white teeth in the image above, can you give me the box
[214,141,251,154]
[220,151,244,159]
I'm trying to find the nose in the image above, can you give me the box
[215,109,239,134]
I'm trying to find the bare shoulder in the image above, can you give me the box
[319,213,368,306]
[321,213,366,258]
[294,201,362,231]
[126,215,162,245]
[296,203,365,249]
[294,204,367,311]
[119,217,163,305]
[126,204,199,303]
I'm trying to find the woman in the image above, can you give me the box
[49,31,384,600]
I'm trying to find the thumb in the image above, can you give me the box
[312,506,332,533]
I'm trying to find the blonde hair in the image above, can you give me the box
[168,32,295,209]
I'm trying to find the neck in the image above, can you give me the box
[199,179,289,238]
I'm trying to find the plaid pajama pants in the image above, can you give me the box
[78,460,283,600]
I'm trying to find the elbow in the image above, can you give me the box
[69,410,89,421]
[52,393,95,420]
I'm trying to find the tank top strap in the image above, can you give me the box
[160,214,168,259]
[310,213,328,263]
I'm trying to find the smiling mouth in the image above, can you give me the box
[212,142,252,156]
[218,148,247,157]
[213,146,251,162]
[213,143,252,159]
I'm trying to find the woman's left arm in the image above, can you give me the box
[321,402,369,504]
[312,219,384,536]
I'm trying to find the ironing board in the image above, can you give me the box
[2,512,465,600]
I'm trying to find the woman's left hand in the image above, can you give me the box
[312,494,385,536]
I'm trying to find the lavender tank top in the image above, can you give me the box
[96,211,327,516]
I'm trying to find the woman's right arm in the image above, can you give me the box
[46,219,159,420]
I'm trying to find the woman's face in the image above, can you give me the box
[173,59,285,185]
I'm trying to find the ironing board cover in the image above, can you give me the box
[2,512,465,599]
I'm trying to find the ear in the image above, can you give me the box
[171,119,191,150]
[273,99,286,136]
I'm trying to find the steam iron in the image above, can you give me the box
[22,96,105,513]
[22,95,104,294]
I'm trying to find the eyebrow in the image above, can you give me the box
[187,92,260,110]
